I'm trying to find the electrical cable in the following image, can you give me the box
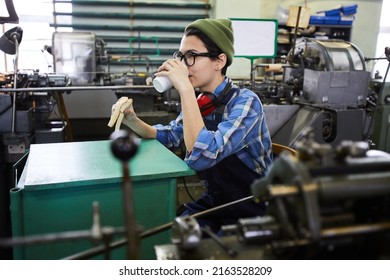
[181,176,197,202]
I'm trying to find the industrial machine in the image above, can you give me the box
[0,128,389,260]
[0,25,71,259]
[369,80,390,153]
[153,30,390,259]
[155,128,390,260]
[257,38,376,149]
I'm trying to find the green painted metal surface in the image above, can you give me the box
[11,139,194,259]
[53,0,211,10]
[53,11,207,21]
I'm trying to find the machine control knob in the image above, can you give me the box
[109,130,139,162]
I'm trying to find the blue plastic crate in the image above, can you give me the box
[324,16,341,25]
[309,15,325,25]
[324,8,341,16]
[339,16,354,25]
[342,4,358,15]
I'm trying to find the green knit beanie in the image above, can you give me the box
[185,18,234,66]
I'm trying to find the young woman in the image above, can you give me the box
[112,18,273,234]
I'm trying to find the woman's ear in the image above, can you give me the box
[216,53,227,71]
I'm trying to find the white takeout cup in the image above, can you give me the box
[153,76,172,93]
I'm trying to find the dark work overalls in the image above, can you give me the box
[180,87,267,234]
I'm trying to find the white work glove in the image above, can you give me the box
[107,97,134,131]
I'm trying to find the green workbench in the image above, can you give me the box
[10,139,194,260]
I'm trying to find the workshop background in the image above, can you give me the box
[1,0,386,141]
[1,0,390,260]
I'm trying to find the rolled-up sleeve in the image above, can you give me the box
[154,114,184,148]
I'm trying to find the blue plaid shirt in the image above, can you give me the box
[154,80,273,175]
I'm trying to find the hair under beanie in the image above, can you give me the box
[185,18,234,66]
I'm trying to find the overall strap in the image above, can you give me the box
[204,85,240,130]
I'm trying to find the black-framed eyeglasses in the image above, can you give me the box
[173,50,219,67]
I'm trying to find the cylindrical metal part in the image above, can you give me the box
[318,172,390,200]
[267,172,390,201]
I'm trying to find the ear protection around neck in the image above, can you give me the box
[197,80,232,117]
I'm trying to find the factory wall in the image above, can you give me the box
[212,0,383,77]
[62,0,384,128]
